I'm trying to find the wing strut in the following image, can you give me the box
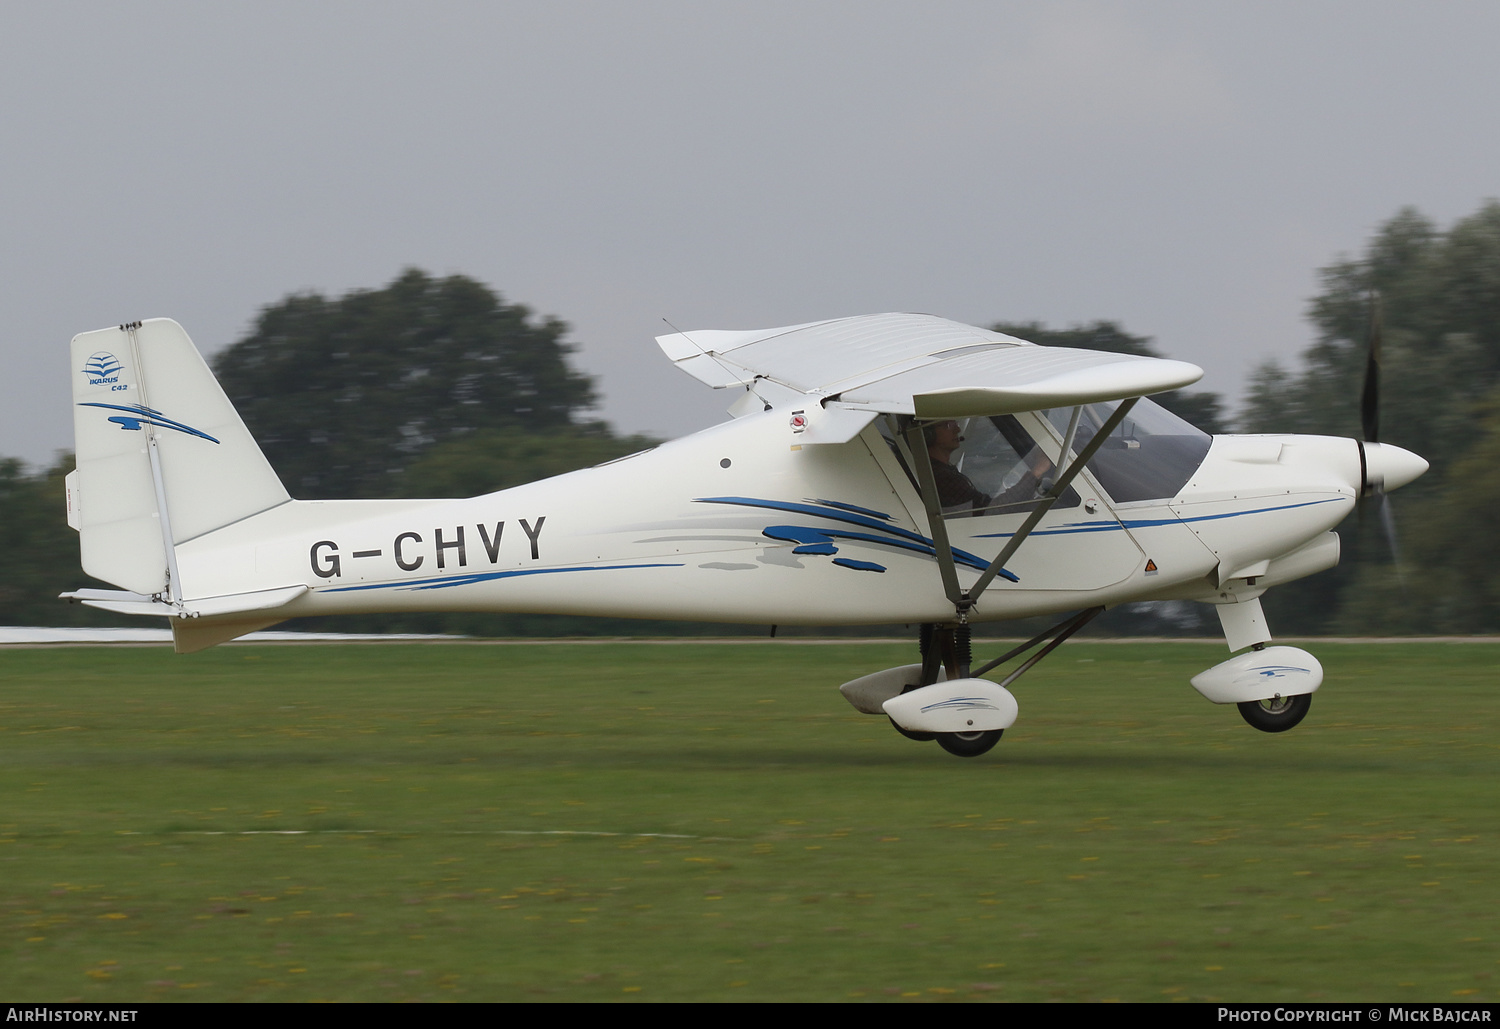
[904,398,1139,620]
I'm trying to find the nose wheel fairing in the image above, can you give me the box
[1189,646,1324,706]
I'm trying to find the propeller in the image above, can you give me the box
[1357,291,1403,575]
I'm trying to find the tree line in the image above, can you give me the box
[7,202,1499,636]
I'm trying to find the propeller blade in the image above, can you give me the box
[1361,292,1382,445]
[1356,293,1403,577]
[1376,490,1402,576]
[1360,485,1405,585]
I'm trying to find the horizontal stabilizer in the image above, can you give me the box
[62,585,308,653]
[62,584,307,619]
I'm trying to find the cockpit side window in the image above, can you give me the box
[950,415,1080,517]
[877,414,1080,517]
[877,415,920,492]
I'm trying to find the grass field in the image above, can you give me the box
[1,639,1496,1002]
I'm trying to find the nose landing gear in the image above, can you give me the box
[1193,597,1322,733]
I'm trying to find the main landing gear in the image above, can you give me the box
[895,622,1005,757]
[882,608,1103,759]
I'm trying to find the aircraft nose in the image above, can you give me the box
[1364,442,1428,492]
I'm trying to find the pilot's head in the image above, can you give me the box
[925,419,964,461]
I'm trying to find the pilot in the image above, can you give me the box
[925,419,989,511]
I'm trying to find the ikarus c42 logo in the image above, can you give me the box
[82,352,126,389]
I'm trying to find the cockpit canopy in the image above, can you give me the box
[883,397,1212,516]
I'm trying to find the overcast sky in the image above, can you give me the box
[3,1,1497,468]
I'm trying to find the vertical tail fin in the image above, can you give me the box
[70,319,289,597]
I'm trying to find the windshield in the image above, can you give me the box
[1044,398,1211,503]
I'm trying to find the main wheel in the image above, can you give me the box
[1237,693,1312,733]
[936,729,1003,757]
[889,716,935,742]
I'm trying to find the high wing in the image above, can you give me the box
[657,312,1204,422]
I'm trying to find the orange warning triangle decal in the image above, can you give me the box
[1144,559,1158,572]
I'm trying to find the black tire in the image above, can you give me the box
[889,716,935,742]
[1237,693,1312,733]
[936,729,1003,757]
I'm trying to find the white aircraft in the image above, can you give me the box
[61,313,1427,756]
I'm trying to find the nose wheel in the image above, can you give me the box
[1237,693,1312,733]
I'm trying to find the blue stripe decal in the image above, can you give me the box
[766,524,1017,578]
[77,402,220,443]
[974,521,1129,540]
[833,558,887,573]
[695,496,1018,582]
[697,496,931,544]
[810,498,894,521]
[974,498,1346,540]
[322,563,684,594]
[763,526,840,555]
[1129,498,1346,528]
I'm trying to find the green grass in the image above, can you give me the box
[0,639,1496,1002]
